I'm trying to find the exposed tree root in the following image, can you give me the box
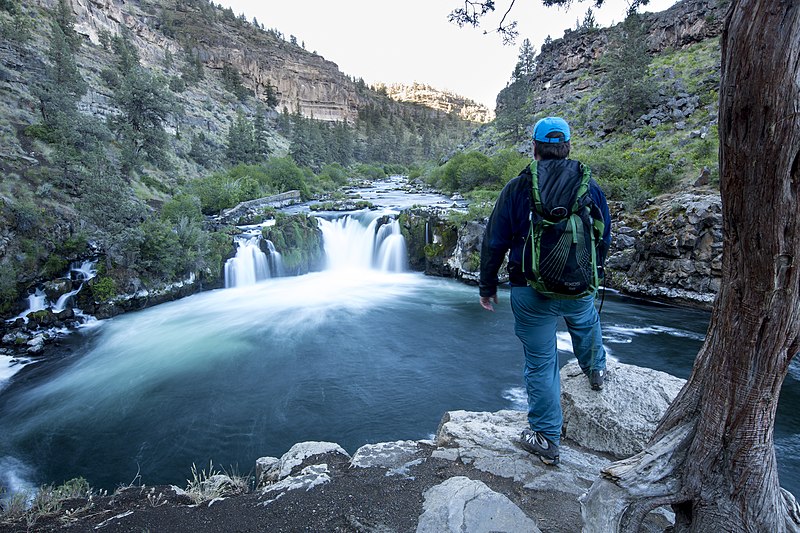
[581,420,800,532]
[580,423,693,532]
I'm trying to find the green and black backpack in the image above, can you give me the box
[521,160,606,299]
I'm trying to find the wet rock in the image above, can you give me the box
[26,334,46,354]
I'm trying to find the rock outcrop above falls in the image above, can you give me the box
[401,189,723,309]
[607,191,723,308]
[0,361,685,532]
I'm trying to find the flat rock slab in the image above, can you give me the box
[416,476,541,533]
[435,409,610,496]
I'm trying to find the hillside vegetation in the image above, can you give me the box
[0,0,475,314]
[0,0,725,317]
[424,3,723,218]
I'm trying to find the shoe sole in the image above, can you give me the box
[519,441,560,466]
[536,454,560,466]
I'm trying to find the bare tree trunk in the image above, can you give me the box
[582,1,800,531]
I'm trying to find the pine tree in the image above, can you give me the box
[600,13,654,125]
[105,30,175,174]
[511,38,535,81]
[253,107,270,161]
[225,111,257,164]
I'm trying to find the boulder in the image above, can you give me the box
[351,440,428,477]
[561,360,686,457]
[416,476,541,533]
[434,409,610,496]
[274,441,350,480]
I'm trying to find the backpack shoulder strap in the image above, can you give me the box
[570,162,592,213]
[529,161,544,216]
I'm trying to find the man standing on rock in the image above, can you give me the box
[478,116,612,466]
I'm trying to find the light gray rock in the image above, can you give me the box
[416,476,540,533]
[255,456,280,487]
[561,360,686,457]
[351,440,427,477]
[259,464,331,505]
[435,410,609,496]
[277,441,349,480]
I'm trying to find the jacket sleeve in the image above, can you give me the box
[479,182,516,297]
[589,180,612,264]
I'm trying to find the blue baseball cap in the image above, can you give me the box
[533,117,571,143]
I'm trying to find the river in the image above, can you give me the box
[1,178,798,501]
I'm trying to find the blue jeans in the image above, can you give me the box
[510,286,606,445]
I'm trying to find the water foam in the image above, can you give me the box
[604,324,706,342]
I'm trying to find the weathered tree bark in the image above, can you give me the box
[582,1,800,531]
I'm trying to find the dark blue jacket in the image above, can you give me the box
[479,159,612,298]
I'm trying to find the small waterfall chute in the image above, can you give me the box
[317,214,407,273]
[225,235,283,288]
[12,260,98,321]
[53,261,98,313]
[375,219,407,272]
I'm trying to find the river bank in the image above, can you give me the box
[0,361,685,532]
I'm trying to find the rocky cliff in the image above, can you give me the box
[401,188,723,310]
[518,0,726,121]
[54,0,370,123]
[376,82,495,123]
[0,360,688,532]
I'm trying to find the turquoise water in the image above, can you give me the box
[0,202,797,500]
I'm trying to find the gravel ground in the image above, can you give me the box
[0,444,582,533]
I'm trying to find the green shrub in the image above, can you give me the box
[0,262,19,314]
[161,193,203,224]
[352,163,386,181]
[90,276,117,301]
[262,157,310,199]
[61,233,89,257]
[317,163,348,187]
[23,123,58,143]
[137,218,181,281]
[41,255,68,279]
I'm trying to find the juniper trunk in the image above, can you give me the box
[581,1,800,531]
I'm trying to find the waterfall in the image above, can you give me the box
[224,214,407,287]
[53,261,98,313]
[375,220,407,272]
[224,235,283,288]
[12,261,97,321]
[317,215,407,272]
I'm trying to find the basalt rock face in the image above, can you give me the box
[500,0,726,133]
[399,190,723,309]
[376,82,495,124]
[606,191,723,308]
[28,0,363,123]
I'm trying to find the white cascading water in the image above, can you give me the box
[53,261,98,313]
[317,215,407,272]
[12,260,98,321]
[375,220,407,272]
[224,235,283,288]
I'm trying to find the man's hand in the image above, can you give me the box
[479,294,498,312]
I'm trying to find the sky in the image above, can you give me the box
[218,0,679,109]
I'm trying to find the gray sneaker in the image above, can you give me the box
[519,429,560,465]
[590,369,605,391]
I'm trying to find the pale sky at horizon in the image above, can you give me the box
[218,0,678,109]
